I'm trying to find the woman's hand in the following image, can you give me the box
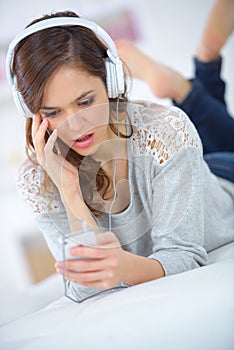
[32,114,81,198]
[55,231,129,290]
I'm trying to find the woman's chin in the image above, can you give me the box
[71,143,100,157]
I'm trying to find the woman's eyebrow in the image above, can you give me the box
[40,90,95,110]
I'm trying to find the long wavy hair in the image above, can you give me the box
[12,10,132,217]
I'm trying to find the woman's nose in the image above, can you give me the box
[66,110,85,131]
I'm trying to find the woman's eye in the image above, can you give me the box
[43,110,58,118]
[79,96,95,107]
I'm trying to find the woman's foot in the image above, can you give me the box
[196,0,234,62]
[116,39,191,103]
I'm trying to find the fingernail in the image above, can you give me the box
[70,247,76,254]
[42,119,47,124]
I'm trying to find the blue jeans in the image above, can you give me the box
[174,57,234,183]
[204,152,234,183]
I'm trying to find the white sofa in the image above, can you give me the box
[0,242,234,350]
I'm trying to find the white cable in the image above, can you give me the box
[108,99,121,231]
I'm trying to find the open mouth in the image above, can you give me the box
[73,133,94,149]
[76,134,92,142]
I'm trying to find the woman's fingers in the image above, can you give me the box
[69,244,118,260]
[32,117,48,162]
[64,269,111,286]
[95,231,120,247]
[62,257,107,272]
[31,113,42,139]
[32,116,58,166]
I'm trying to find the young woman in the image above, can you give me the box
[6,9,234,302]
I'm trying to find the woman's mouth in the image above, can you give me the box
[73,133,94,149]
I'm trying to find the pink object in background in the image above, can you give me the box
[98,9,141,42]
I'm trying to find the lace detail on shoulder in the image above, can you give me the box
[128,101,202,165]
[16,158,61,214]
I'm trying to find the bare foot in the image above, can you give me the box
[116,39,191,103]
[196,0,234,61]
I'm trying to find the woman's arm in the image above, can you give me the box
[32,114,99,233]
[56,231,165,290]
[61,192,98,233]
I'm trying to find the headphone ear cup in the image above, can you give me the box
[12,83,33,118]
[105,59,125,99]
[12,76,33,118]
[115,59,125,95]
[105,59,116,98]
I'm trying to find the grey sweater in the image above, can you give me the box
[17,101,234,302]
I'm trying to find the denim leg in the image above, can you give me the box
[204,152,234,183]
[194,56,226,105]
[174,56,234,181]
[174,79,234,154]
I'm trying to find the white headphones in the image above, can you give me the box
[5,17,125,118]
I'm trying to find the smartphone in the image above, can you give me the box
[61,230,98,260]
[46,128,60,154]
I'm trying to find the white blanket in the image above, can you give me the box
[0,242,234,350]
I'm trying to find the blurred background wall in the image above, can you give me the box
[0,0,233,298]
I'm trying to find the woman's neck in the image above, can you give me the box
[93,123,127,169]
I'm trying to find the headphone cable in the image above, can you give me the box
[108,98,121,232]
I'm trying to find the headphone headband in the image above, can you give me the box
[6,17,119,85]
[6,16,125,117]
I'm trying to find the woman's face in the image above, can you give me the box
[39,65,111,157]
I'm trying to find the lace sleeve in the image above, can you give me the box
[16,158,61,215]
[130,101,203,165]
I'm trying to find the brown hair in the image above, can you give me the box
[12,10,132,216]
